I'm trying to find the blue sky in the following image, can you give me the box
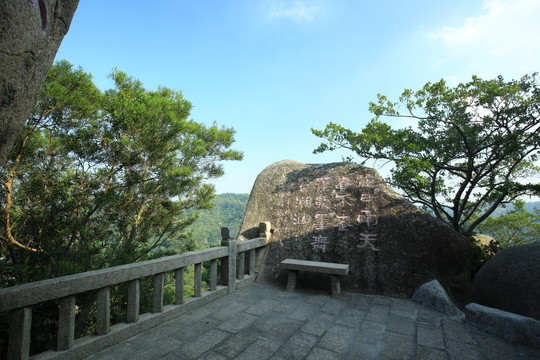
[55,0,540,194]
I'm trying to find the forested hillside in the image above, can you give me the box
[188,193,249,246]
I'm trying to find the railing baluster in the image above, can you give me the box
[127,279,140,323]
[96,287,110,335]
[221,227,237,293]
[249,248,256,275]
[194,263,202,297]
[237,251,245,280]
[57,296,75,350]
[209,259,217,291]
[153,273,164,313]
[8,307,32,360]
[175,267,184,305]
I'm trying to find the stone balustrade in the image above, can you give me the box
[0,225,269,360]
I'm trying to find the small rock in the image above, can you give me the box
[413,279,463,316]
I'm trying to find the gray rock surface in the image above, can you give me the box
[239,160,470,304]
[413,279,463,316]
[471,242,540,321]
[465,303,540,348]
[0,0,79,163]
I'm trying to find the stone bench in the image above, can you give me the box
[280,259,349,294]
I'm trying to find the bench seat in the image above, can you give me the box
[280,259,349,294]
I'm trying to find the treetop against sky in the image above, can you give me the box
[54,0,540,194]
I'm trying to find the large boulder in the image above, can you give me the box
[0,0,79,163]
[471,242,540,321]
[239,160,470,304]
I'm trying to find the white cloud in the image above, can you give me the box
[268,1,320,23]
[425,0,540,77]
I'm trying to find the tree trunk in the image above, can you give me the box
[0,0,79,163]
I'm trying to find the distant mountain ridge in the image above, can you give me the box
[188,193,249,246]
[491,201,540,217]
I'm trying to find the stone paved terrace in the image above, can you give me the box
[85,283,540,360]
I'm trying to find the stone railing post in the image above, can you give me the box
[8,307,31,360]
[259,221,272,240]
[220,226,237,293]
[57,296,75,350]
[194,263,202,297]
[127,279,140,323]
[96,287,110,335]
[175,267,185,305]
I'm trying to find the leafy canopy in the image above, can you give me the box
[312,74,540,236]
[474,200,540,248]
[0,61,243,284]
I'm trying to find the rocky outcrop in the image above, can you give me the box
[413,279,463,316]
[0,0,79,163]
[471,242,540,321]
[239,160,470,304]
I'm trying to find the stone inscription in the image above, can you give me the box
[273,173,380,252]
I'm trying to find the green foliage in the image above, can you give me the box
[469,235,502,277]
[474,200,540,248]
[186,193,249,246]
[0,61,243,283]
[312,74,540,236]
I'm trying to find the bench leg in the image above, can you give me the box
[286,270,298,292]
[330,275,341,295]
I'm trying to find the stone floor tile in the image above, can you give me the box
[305,293,331,306]
[279,332,318,360]
[416,345,448,360]
[378,331,415,360]
[158,351,188,360]
[366,303,390,323]
[306,347,340,360]
[372,296,393,306]
[272,302,297,313]
[288,306,314,321]
[315,311,336,322]
[318,324,355,352]
[252,312,288,333]
[345,342,377,360]
[245,299,280,316]
[217,312,257,333]
[235,338,281,360]
[445,340,481,360]
[209,301,248,321]
[162,317,221,342]
[417,307,444,326]
[301,320,330,336]
[321,298,347,315]
[180,303,218,322]
[336,308,366,327]
[365,311,389,323]
[197,352,228,360]
[269,318,304,341]
[355,320,385,345]
[442,319,475,344]
[174,329,229,359]
[390,299,418,317]
[85,344,139,360]
[214,328,261,357]
[386,313,416,336]
[417,322,445,349]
